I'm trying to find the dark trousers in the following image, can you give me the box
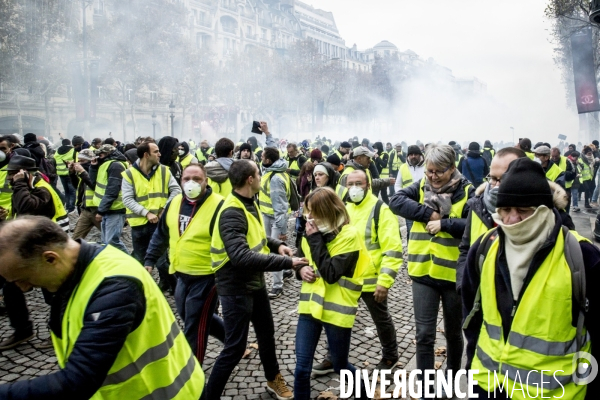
[174,273,225,364]
[294,314,357,400]
[0,279,33,335]
[131,223,176,291]
[361,291,398,360]
[59,175,75,213]
[412,281,463,385]
[205,288,280,400]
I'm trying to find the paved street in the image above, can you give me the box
[0,211,596,398]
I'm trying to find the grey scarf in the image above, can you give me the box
[423,169,463,217]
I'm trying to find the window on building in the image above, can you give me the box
[247,26,252,36]
[262,28,267,39]
[94,0,104,15]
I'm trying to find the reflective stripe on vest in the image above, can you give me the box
[210,194,270,271]
[122,165,171,227]
[455,154,463,167]
[258,171,291,216]
[298,224,369,328]
[399,163,414,189]
[53,148,75,176]
[166,193,224,275]
[471,230,590,399]
[579,160,592,182]
[346,193,401,292]
[207,177,233,198]
[51,246,204,399]
[93,160,127,210]
[407,178,470,282]
[31,178,70,232]
[179,153,194,168]
[546,163,563,182]
[0,166,12,215]
[78,176,96,208]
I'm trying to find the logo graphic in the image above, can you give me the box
[581,95,596,105]
[572,351,598,385]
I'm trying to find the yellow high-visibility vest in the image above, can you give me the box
[51,245,204,399]
[258,171,291,216]
[166,192,224,275]
[472,230,590,399]
[298,224,369,328]
[53,148,75,176]
[121,165,171,227]
[93,160,127,211]
[0,165,12,215]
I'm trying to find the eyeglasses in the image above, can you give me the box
[486,174,502,186]
[425,167,450,178]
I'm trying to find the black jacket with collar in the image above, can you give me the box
[215,191,293,295]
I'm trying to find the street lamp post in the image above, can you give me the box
[152,111,157,139]
[169,100,176,137]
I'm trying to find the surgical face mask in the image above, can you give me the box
[178,149,185,156]
[0,150,5,163]
[183,180,202,199]
[348,186,365,203]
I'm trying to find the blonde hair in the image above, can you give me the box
[303,187,349,234]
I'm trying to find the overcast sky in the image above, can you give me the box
[313,0,580,144]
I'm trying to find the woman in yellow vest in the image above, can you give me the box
[294,187,370,400]
[389,144,474,395]
[462,158,600,399]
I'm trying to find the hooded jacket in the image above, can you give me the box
[56,144,74,156]
[23,142,46,168]
[205,158,232,184]
[262,158,289,232]
[456,181,575,291]
[89,150,128,215]
[458,151,489,187]
[158,137,183,186]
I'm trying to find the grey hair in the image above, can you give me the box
[424,144,456,169]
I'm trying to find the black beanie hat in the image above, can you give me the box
[468,142,480,151]
[326,153,341,167]
[24,133,37,144]
[62,139,71,146]
[240,143,252,153]
[496,158,553,209]
[72,136,84,146]
[407,145,422,156]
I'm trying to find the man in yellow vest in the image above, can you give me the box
[285,142,307,178]
[122,142,181,275]
[337,146,395,201]
[0,216,204,399]
[208,159,306,400]
[334,141,352,164]
[53,138,77,213]
[462,158,600,399]
[534,145,565,187]
[346,170,402,369]
[144,164,225,364]
[195,140,214,165]
[177,141,198,168]
[206,138,235,197]
[456,147,526,293]
[89,144,128,252]
[388,142,405,197]
[259,146,294,298]
[69,149,101,240]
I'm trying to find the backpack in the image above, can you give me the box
[463,226,588,350]
[269,171,301,212]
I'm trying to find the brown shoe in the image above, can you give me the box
[266,373,293,400]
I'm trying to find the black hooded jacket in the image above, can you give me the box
[158,137,183,186]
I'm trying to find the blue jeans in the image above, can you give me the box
[572,188,579,207]
[294,314,358,400]
[175,273,225,364]
[101,214,127,253]
[205,288,280,400]
[59,175,75,213]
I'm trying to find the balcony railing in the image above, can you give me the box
[222,25,237,34]
[198,19,212,27]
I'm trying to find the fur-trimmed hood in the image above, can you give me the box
[474,180,568,210]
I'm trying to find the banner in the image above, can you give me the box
[571,28,600,114]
